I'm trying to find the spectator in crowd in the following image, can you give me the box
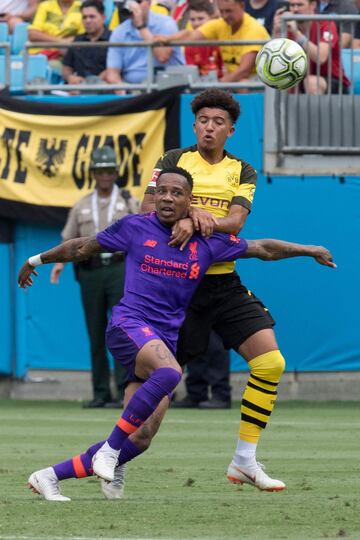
[0,0,38,33]
[62,0,110,86]
[108,0,176,30]
[157,0,269,84]
[184,0,224,78]
[50,146,139,409]
[317,0,360,48]
[244,0,277,34]
[28,0,84,60]
[104,0,184,88]
[173,330,232,409]
[273,0,351,93]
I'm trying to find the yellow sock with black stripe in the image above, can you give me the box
[240,350,285,444]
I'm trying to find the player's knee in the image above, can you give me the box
[265,350,285,381]
[252,350,285,382]
[153,366,182,394]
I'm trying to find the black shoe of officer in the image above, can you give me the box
[104,400,124,409]
[198,397,231,409]
[82,398,107,409]
[171,395,200,408]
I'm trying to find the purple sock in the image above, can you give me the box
[53,440,105,480]
[107,367,181,450]
[118,438,143,465]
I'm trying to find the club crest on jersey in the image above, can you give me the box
[189,241,198,260]
[141,326,154,336]
[323,31,334,42]
[225,172,239,187]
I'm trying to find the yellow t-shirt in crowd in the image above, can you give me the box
[198,13,269,74]
[29,0,84,53]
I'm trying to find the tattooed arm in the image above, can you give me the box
[244,239,336,268]
[18,236,103,288]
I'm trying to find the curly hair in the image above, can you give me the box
[157,166,193,191]
[191,89,240,124]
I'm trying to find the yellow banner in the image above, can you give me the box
[0,91,180,223]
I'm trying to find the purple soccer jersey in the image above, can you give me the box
[97,212,248,345]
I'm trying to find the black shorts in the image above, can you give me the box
[176,272,275,367]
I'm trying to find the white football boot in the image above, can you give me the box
[92,442,120,482]
[227,461,286,492]
[101,463,125,500]
[28,467,71,501]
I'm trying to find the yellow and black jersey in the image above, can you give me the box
[145,145,257,275]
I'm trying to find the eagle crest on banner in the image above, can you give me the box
[36,138,67,177]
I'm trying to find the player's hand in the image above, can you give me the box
[50,262,64,284]
[169,218,195,251]
[189,207,219,237]
[18,262,39,289]
[312,246,337,268]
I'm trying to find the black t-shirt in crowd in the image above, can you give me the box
[63,28,111,78]
[245,0,278,34]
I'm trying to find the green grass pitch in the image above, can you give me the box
[0,400,359,540]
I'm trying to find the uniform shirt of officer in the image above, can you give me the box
[62,188,139,241]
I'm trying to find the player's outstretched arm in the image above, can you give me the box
[245,239,337,268]
[18,236,102,289]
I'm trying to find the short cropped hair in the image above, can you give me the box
[188,0,216,16]
[191,89,241,124]
[157,167,194,192]
[81,0,105,14]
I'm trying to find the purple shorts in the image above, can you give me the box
[105,317,177,382]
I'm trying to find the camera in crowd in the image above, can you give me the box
[114,0,139,22]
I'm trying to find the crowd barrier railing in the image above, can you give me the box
[20,39,269,94]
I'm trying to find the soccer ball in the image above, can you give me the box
[256,38,308,90]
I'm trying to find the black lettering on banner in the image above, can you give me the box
[133,133,145,187]
[14,130,31,184]
[72,134,89,190]
[117,134,132,186]
[1,128,16,180]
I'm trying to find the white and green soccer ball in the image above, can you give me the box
[256,38,308,90]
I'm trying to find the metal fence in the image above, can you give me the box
[264,14,360,175]
[0,38,269,93]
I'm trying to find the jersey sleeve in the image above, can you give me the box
[231,160,257,212]
[145,149,183,194]
[96,214,135,253]
[208,233,248,263]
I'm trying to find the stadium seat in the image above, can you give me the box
[11,22,29,55]
[341,48,360,95]
[0,22,9,55]
[156,65,200,89]
[103,0,115,25]
[0,54,49,92]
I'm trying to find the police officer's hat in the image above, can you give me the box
[90,146,118,170]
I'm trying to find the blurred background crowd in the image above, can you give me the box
[0,0,359,94]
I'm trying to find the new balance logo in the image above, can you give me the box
[144,239,157,247]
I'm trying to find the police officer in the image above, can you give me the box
[51,145,139,408]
